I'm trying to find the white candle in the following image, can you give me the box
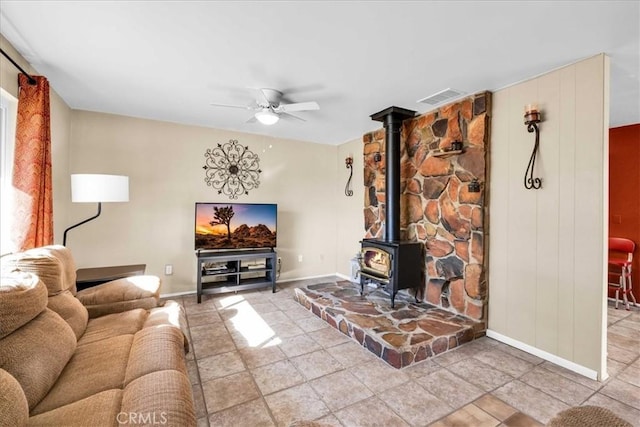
[525,104,538,114]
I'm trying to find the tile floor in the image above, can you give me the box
[175,277,640,427]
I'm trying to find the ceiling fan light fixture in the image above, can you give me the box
[255,109,279,125]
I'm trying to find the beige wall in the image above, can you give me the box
[489,54,609,378]
[0,36,24,98]
[0,35,72,246]
[335,137,365,278]
[67,110,341,294]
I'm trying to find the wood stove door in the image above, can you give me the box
[360,247,392,279]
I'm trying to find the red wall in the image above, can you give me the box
[609,124,640,302]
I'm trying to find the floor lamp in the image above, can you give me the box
[63,174,129,246]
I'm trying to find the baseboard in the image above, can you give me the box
[335,272,356,282]
[161,273,347,298]
[160,290,195,298]
[276,274,340,284]
[486,329,600,381]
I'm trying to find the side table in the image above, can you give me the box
[76,264,146,291]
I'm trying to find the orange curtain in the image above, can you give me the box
[11,73,53,251]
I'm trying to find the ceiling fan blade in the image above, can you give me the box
[278,101,320,112]
[210,102,253,110]
[245,115,257,123]
[279,112,306,122]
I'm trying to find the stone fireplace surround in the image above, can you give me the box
[363,92,491,325]
[291,94,491,368]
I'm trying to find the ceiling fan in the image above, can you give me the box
[210,88,320,125]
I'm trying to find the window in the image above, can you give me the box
[0,88,18,255]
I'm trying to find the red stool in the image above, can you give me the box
[608,237,637,310]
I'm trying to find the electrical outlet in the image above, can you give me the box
[164,264,173,275]
[298,254,303,263]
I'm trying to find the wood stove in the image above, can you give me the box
[359,106,424,308]
[360,239,422,307]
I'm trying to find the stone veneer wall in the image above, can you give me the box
[363,92,491,323]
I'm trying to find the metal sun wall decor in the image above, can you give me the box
[203,139,262,199]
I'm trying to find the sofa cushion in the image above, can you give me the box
[78,308,148,347]
[82,296,158,319]
[0,245,77,296]
[0,309,77,411]
[28,389,122,427]
[0,271,47,339]
[31,334,133,415]
[124,326,188,385]
[0,368,29,427]
[121,370,196,427]
[76,276,160,318]
[47,291,88,341]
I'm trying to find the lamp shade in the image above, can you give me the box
[71,174,129,203]
[255,109,279,125]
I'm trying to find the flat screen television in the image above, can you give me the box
[195,202,277,251]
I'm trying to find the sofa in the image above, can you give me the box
[0,245,196,426]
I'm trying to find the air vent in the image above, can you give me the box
[417,88,466,105]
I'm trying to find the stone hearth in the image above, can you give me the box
[294,281,485,369]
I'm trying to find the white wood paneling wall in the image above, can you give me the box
[489,54,609,378]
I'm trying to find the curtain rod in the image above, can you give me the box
[0,47,37,85]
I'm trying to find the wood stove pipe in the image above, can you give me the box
[370,106,416,242]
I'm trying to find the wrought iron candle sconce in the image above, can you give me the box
[203,139,262,199]
[523,104,542,189]
[345,155,354,196]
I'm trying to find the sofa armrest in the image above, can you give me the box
[76,275,161,318]
[144,300,190,354]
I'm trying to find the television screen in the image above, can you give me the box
[195,203,277,251]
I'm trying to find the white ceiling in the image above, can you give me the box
[1,1,638,145]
